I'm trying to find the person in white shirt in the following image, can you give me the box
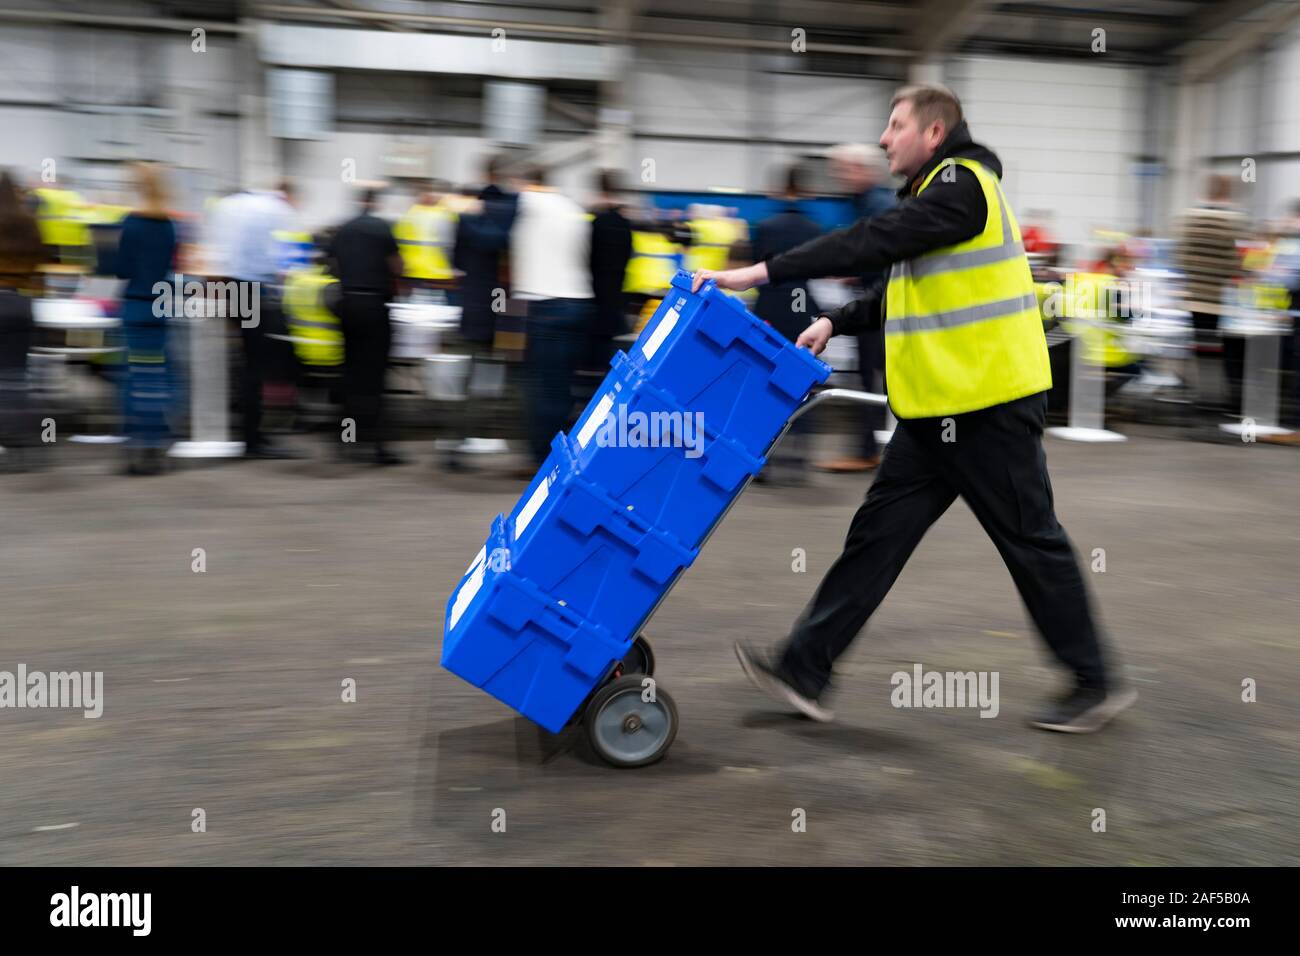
[206,181,302,458]
[509,166,594,465]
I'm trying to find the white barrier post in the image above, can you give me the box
[169,305,244,458]
[1219,324,1292,440]
[1047,319,1126,442]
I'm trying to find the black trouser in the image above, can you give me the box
[237,316,268,453]
[779,391,1110,697]
[1191,311,1244,412]
[338,292,393,449]
[0,289,35,448]
[857,329,887,459]
[524,298,591,465]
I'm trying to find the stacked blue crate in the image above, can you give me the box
[441,272,831,730]
[442,515,628,732]
[566,352,764,549]
[622,271,832,458]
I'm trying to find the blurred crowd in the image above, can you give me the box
[2,150,1300,480]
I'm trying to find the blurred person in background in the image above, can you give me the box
[751,164,823,485]
[696,83,1132,734]
[396,179,458,293]
[328,185,404,465]
[511,164,593,468]
[442,154,520,471]
[825,142,895,474]
[0,171,49,470]
[31,172,92,269]
[1176,174,1248,413]
[208,179,302,459]
[1259,199,1300,446]
[1020,208,1061,268]
[1062,248,1143,400]
[684,203,740,277]
[587,168,633,372]
[114,162,178,476]
[754,165,823,343]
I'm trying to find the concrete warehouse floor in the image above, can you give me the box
[1,432,1297,866]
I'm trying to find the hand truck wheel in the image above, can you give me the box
[616,634,655,677]
[584,674,677,768]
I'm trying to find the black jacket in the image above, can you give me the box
[452,184,519,343]
[589,204,633,337]
[752,203,823,342]
[766,121,999,336]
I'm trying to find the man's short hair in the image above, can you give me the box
[890,84,963,137]
[781,164,804,197]
[828,143,876,168]
[597,168,622,196]
[1206,174,1233,203]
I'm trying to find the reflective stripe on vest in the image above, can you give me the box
[884,158,1052,419]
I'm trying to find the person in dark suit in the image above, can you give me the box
[326,185,404,465]
[452,154,519,349]
[829,143,895,474]
[754,165,823,343]
[442,155,520,471]
[752,165,823,484]
[587,169,634,371]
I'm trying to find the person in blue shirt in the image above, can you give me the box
[115,162,178,475]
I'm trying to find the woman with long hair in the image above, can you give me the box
[0,169,48,469]
[116,162,178,475]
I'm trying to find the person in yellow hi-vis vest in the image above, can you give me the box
[1062,265,1141,395]
[696,83,1133,735]
[283,256,344,369]
[395,181,457,285]
[684,204,739,275]
[624,226,685,333]
[33,182,93,266]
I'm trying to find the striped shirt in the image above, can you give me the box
[1175,203,1247,311]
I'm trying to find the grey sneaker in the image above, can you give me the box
[1029,686,1137,733]
[734,642,834,722]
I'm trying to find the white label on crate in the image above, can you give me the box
[641,306,680,360]
[514,475,551,540]
[465,545,487,579]
[575,392,615,449]
[448,561,487,631]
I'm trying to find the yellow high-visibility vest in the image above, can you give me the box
[283,266,344,367]
[884,158,1052,419]
[1062,272,1137,368]
[34,187,92,250]
[684,217,735,274]
[395,202,457,280]
[624,230,683,297]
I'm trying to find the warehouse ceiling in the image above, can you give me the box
[1,0,1295,68]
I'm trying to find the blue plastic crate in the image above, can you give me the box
[567,351,764,549]
[624,271,832,457]
[505,434,697,643]
[442,514,627,732]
